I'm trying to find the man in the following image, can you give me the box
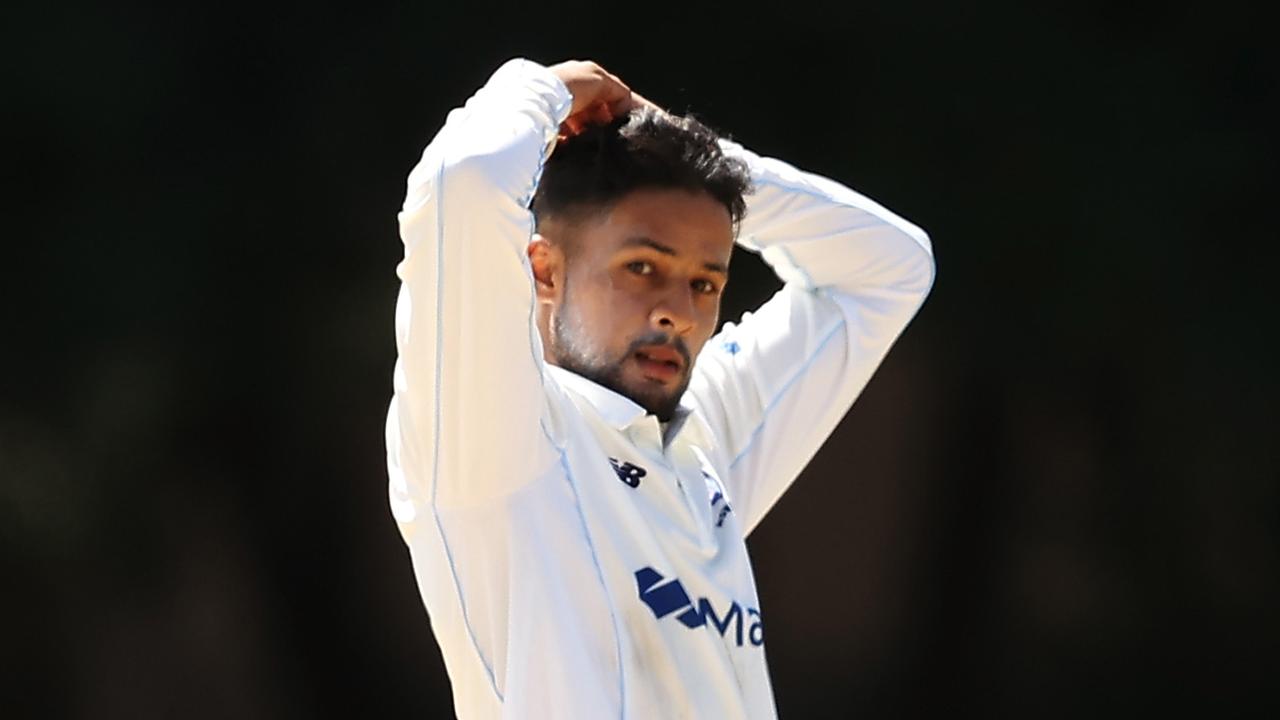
[386,58,935,719]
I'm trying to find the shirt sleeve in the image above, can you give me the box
[686,138,936,537]
[387,58,573,521]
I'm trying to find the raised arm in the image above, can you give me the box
[387,59,574,520]
[687,138,936,536]
[388,58,655,520]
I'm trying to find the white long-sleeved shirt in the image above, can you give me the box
[386,58,935,720]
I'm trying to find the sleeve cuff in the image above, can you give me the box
[486,58,575,156]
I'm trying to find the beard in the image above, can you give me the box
[549,290,692,422]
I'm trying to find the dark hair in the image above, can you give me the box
[530,106,752,233]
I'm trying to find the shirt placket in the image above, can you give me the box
[624,419,713,544]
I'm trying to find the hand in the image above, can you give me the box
[547,60,660,139]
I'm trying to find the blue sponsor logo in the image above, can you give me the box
[634,567,764,647]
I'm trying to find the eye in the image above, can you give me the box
[626,260,654,276]
[691,278,719,295]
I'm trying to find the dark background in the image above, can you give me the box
[4,1,1277,717]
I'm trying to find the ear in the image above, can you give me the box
[527,233,564,305]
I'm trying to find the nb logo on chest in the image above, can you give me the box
[609,457,647,488]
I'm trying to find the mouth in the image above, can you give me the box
[633,346,684,382]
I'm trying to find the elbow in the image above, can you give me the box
[919,230,938,299]
[920,254,938,304]
[897,223,936,300]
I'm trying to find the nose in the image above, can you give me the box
[649,283,696,336]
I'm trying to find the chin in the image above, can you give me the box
[550,347,688,421]
[621,375,687,422]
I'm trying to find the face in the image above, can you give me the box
[533,188,735,421]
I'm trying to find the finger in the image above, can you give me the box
[598,70,632,107]
[561,115,584,137]
[560,103,616,137]
[588,102,613,124]
[605,95,631,116]
[630,91,661,111]
[608,91,662,117]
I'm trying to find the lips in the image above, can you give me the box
[634,345,684,382]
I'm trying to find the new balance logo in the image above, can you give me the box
[634,566,764,647]
[609,457,646,488]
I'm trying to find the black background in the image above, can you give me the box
[4,1,1278,717]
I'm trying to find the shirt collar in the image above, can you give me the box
[546,365,714,449]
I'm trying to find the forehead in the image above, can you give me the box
[583,188,735,266]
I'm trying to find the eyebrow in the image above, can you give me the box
[621,236,729,275]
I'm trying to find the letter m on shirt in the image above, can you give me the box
[698,598,743,645]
